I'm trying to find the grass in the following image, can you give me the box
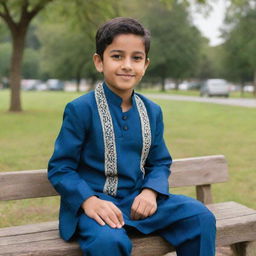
[0,89,255,227]
[138,87,255,98]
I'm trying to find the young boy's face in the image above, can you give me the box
[94,34,150,95]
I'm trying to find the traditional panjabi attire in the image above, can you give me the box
[48,82,216,256]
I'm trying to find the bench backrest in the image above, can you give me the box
[0,155,228,204]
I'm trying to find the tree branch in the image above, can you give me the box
[27,0,53,21]
[0,11,5,19]
[20,0,29,20]
[0,2,17,33]
[0,1,12,19]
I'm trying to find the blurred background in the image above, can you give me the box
[0,3,255,251]
[0,0,256,107]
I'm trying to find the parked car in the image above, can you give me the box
[200,79,229,97]
[47,79,64,91]
[179,81,201,90]
[22,79,42,91]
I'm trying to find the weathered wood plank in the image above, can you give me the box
[0,232,175,256]
[169,155,228,187]
[0,221,57,238]
[0,239,82,256]
[0,155,228,201]
[217,214,256,246]
[131,234,174,256]
[231,242,247,256]
[196,184,213,204]
[0,170,58,200]
[0,202,255,255]
[230,241,256,256]
[207,201,256,220]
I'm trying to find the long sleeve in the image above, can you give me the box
[141,107,172,196]
[48,102,95,215]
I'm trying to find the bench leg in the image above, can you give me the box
[231,241,256,256]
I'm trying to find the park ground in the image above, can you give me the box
[0,90,255,231]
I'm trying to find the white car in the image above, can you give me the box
[200,79,229,97]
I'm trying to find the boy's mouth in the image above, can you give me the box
[117,74,135,77]
[116,74,135,79]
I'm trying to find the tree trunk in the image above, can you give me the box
[174,80,179,90]
[161,76,165,92]
[9,31,26,112]
[76,75,81,92]
[253,70,256,97]
[240,81,244,97]
[75,61,85,92]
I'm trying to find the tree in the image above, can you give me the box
[0,0,218,111]
[223,4,256,96]
[37,22,97,91]
[142,1,203,91]
[0,42,11,83]
[0,0,53,111]
[36,0,119,91]
[0,0,122,111]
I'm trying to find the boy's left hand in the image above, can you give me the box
[130,188,157,220]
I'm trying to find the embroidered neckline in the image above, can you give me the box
[95,84,151,196]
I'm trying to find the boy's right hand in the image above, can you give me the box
[82,196,124,229]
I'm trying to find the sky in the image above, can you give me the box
[191,0,227,46]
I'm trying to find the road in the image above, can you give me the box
[145,94,256,108]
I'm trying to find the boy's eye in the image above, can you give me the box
[133,56,143,61]
[111,54,122,60]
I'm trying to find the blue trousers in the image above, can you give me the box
[77,199,216,256]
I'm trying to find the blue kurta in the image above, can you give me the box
[48,82,215,251]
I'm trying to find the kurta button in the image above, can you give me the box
[122,115,127,120]
[123,125,128,131]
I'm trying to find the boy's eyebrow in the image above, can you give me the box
[110,49,145,55]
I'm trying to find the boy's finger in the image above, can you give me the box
[93,214,106,226]
[130,199,140,219]
[149,206,157,216]
[142,205,151,218]
[107,210,122,228]
[103,216,118,228]
[98,209,117,227]
[132,207,144,220]
[131,206,138,220]
[111,205,124,226]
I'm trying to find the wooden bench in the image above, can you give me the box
[0,155,256,256]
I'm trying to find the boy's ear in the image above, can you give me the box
[93,53,103,72]
[142,58,150,75]
[145,58,150,70]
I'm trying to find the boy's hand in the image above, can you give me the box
[82,196,124,228]
[130,188,157,220]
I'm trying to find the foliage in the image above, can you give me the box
[0,42,11,78]
[223,6,256,87]
[141,1,202,88]
[22,47,40,78]
[35,0,120,85]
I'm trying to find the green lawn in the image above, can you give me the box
[0,89,255,227]
[139,87,255,98]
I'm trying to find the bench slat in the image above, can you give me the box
[0,155,228,201]
[1,202,254,238]
[1,202,255,255]
[169,155,228,187]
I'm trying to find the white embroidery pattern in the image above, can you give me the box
[95,84,118,196]
[95,84,152,196]
[135,95,152,176]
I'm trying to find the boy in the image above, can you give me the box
[48,17,216,256]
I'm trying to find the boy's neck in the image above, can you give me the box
[119,90,133,112]
[121,98,132,112]
[104,82,133,112]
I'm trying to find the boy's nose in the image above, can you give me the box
[121,58,132,70]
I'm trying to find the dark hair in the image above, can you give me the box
[96,17,150,59]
